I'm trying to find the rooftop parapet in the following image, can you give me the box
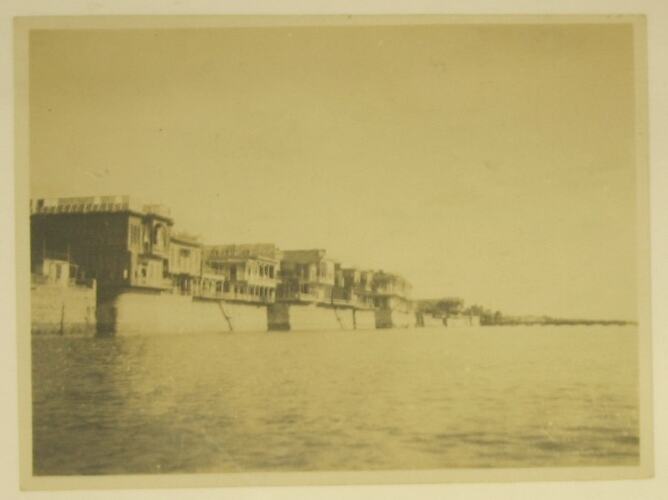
[279,249,337,283]
[281,249,330,263]
[204,243,282,262]
[372,270,413,298]
[30,196,172,220]
[171,231,201,246]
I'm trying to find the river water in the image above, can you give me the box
[32,326,639,475]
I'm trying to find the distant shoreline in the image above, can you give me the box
[491,318,636,327]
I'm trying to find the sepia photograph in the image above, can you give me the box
[12,13,655,491]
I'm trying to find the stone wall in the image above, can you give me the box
[416,312,445,328]
[97,291,268,335]
[218,301,268,332]
[375,308,415,329]
[268,303,360,331]
[31,283,96,335]
[353,309,376,330]
[95,291,419,335]
[445,315,481,327]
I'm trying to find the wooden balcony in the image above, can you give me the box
[194,288,274,304]
[129,275,172,290]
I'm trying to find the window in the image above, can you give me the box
[129,225,141,247]
[153,224,167,249]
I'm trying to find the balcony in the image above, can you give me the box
[130,275,172,290]
[276,289,320,304]
[194,288,274,304]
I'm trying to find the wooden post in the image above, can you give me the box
[59,303,65,335]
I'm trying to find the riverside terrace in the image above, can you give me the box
[30,196,414,312]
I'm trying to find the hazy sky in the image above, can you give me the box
[29,23,638,319]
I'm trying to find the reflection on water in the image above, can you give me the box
[32,326,639,475]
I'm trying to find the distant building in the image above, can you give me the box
[31,256,94,288]
[202,243,281,303]
[337,267,376,309]
[30,195,432,334]
[30,196,173,291]
[277,249,337,304]
[372,271,412,308]
[30,256,96,335]
[168,233,202,295]
[32,257,74,288]
[372,271,413,328]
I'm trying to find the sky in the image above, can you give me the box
[29,23,639,319]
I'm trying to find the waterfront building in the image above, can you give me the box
[168,233,202,295]
[276,249,337,304]
[330,263,348,306]
[29,195,428,334]
[30,256,96,335]
[269,249,372,331]
[372,271,412,307]
[372,271,414,328]
[202,243,281,304]
[32,255,76,287]
[30,196,174,291]
[338,267,376,310]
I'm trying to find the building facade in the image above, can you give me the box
[30,257,96,335]
[168,233,202,295]
[30,195,426,334]
[202,243,281,304]
[372,271,414,328]
[277,249,337,304]
[31,196,174,291]
[335,267,376,309]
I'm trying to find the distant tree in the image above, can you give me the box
[465,304,486,316]
[419,299,507,325]
[436,298,464,316]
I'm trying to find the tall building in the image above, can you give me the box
[372,271,414,328]
[30,196,174,291]
[277,249,337,304]
[202,243,281,303]
[168,233,203,295]
[339,268,376,309]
